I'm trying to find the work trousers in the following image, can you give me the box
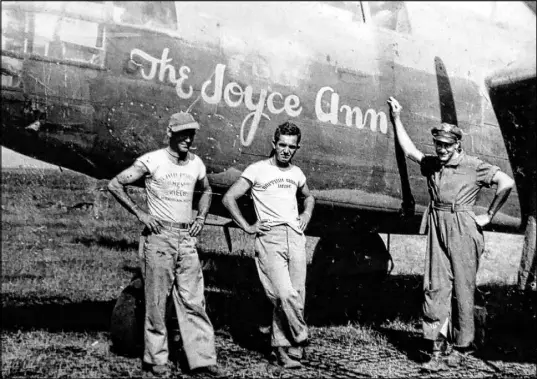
[254,225,308,347]
[140,226,216,369]
[422,209,484,348]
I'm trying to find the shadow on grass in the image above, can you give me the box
[472,284,537,364]
[73,236,138,251]
[1,295,116,332]
[373,281,537,365]
[2,251,535,365]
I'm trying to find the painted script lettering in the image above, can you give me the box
[130,48,388,148]
[315,86,388,134]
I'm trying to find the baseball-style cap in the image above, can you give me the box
[168,112,200,132]
[431,122,462,144]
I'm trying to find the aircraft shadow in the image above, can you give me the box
[2,251,535,365]
[1,294,116,332]
[374,281,537,365]
[73,236,139,251]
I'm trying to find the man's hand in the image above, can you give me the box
[387,96,402,118]
[245,220,271,236]
[474,213,492,228]
[138,211,164,234]
[189,217,205,237]
[298,212,311,232]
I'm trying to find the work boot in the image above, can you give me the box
[444,343,475,367]
[274,347,302,369]
[287,346,304,360]
[444,351,463,367]
[439,341,458,367]
[455,344,476,355]
[422,351,448,372]
[142,363,169,377]
[421,339,448,372]
[191,365,225,378]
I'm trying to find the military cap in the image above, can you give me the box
[431,122,462,144]
[168,112,200,132]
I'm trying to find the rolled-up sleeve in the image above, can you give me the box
[136,152,157,176]
[476,160,500,187]
[241,164,257,186]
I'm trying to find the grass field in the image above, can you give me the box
[2,168,536,378]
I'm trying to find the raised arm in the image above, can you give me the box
[107,162,163,234]
[387,97,424,164]
[189,175,212,237]
[297,181,315,232]
[222,177,270,235]
[475,170,515,227]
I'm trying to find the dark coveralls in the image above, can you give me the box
[419,152,499,348]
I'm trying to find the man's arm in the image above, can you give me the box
[189,175,212,237]
[298,182,315,232]
[107,162,163,234]
[222,177,271,235]
[475,170,515,227]
[387,97,424,163]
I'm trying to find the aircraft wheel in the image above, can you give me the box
[109,274,180,358]
[109,275,144,357]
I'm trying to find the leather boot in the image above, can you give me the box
[287,346,304,360]
[274,347,302,369]
[422,339,448,372]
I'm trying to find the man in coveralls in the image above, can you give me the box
[108,112,223,377]
[222,121,315,369]
[387,97,515,371]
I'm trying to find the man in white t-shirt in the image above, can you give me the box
[108,112,223,378]
[223,121,315,369]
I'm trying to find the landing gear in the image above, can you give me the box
[109,273,144,357]
[306,232,393,324]
[308,232,393,283]
[109,272,181,358]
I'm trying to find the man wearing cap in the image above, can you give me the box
[108,112,223,377]
[222,121,315,369]
[387,97,514,371]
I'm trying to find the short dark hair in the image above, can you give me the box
[273,121,301,145]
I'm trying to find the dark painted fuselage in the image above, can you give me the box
[2,1,534,235]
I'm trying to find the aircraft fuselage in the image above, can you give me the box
[2,1,533,235]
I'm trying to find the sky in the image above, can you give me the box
[1,147,59,169]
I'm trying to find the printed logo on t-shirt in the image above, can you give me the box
[261,178,299,190]
[154,172,197,203]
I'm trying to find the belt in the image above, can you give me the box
[431,201,473,213]
[419,201,473,234]
[158,219,191,229]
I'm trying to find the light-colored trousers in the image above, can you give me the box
[254,225,308,347]
[140,226,217,369]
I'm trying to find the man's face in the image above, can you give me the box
[272,134,299,165]
[170,129,196,153]
[434,139,458,163]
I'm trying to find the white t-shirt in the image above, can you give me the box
[241,159,306,233]
[136,149,206,223]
